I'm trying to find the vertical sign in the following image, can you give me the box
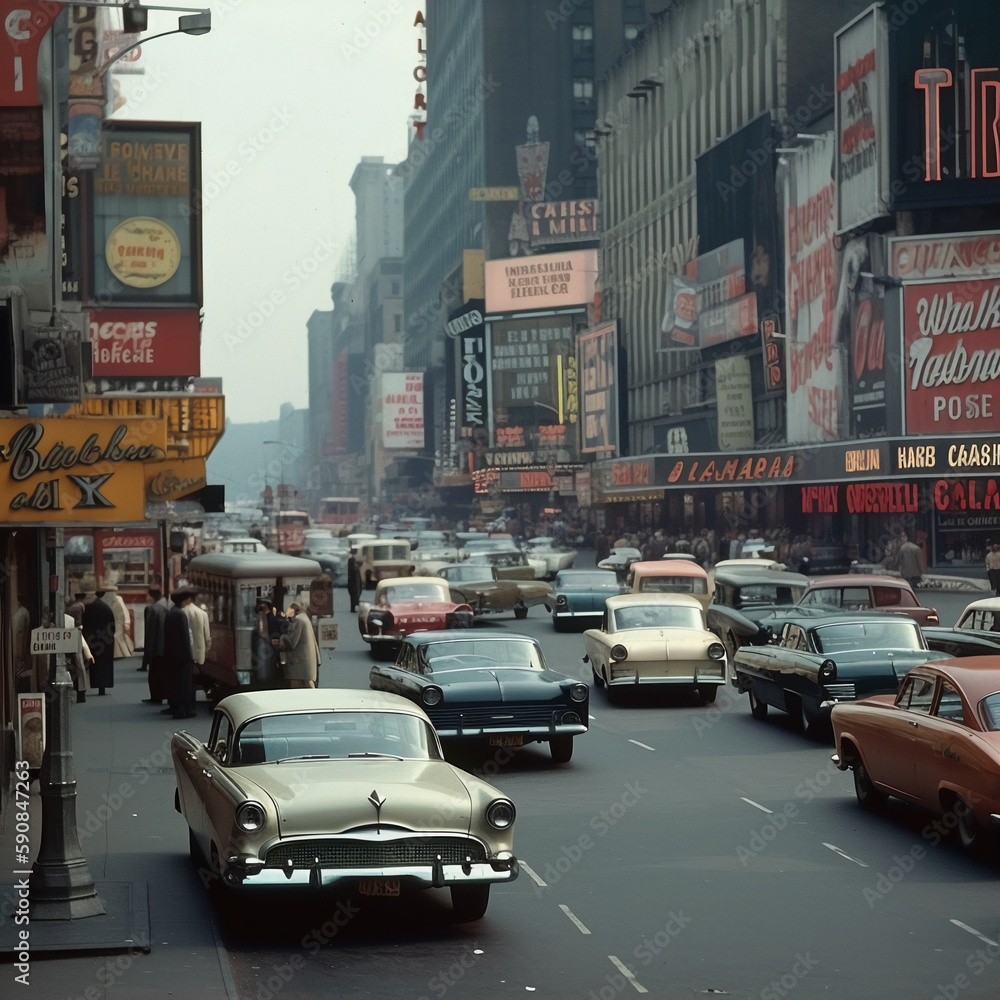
[382,372,425,449]
[578,321,619,454]
[715,355,755,450]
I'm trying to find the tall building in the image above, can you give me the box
[401,0,668,511]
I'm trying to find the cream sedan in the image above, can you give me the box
[583,594,727,704]
[171,689,518,921]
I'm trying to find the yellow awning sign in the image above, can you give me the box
[145,456,207,501]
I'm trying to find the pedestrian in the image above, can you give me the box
[101,581,135,659]
[347,551,363,612]
[897,531,924,591]
[13,593,32,690]
[279,603,321,688]
[63,606,92,703]
[163,589,197,719]
[253,598,286,688]
[182,590,212,684]
[986,542,1000,596]
[142,587,170,705]
[79,574,115,695]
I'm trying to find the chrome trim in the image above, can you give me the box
[227,858,518,888]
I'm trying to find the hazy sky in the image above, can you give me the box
[113,0,416,423]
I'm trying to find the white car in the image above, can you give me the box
[522,537,577,579]
[583,594,727,704]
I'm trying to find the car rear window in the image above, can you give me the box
[638,576,708,595]
[980,693,1000,731]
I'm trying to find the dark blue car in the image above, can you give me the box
[544,569,624,631]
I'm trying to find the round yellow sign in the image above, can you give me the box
[105,216,182,288]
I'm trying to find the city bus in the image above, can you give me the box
[316,497,365,531]
[274,510,310,555]
[185,551,325,701]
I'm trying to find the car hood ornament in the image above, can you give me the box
[368,789,387,834]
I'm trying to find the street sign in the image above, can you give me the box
[30,628,80,655]
[469,187,520,201]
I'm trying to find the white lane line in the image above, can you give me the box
[951,919,999,947]
[608,955,648,994]
[520,861,546,887]
[740,797,773,815]
[628,739,656,751]
[559,904,591,935]
[823,842,870,868]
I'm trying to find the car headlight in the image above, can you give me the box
[568,682,588,702]
[368,611,394,634]
[235,801,267,833]
[555,595,569,608]
[707,642,726,660]
[819,659,837,682]
[422,685,443,707]
[610,643,628,661]
[486,798,516,830]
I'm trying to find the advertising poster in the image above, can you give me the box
[382,372,425,449]
[17,694,45,770]
[484,249,597,313]
[715,355,755,450]
[88,307,201,377]
[578,321,619,454]
[21,325,83,403]
[783,133,843,443]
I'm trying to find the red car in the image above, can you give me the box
[357,576,474,659]
[832,657,1000,851]
[796,574,939,626]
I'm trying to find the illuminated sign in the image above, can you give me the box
[666,455,795,484]
[526,199,600,246]
[934,479,1000,511]
[579,322,618,454]
[485,249,597,313]
[890,231,1000,281]
[145,457,208,501]
[411,9,426,139]
[845,448,881,472]
[88,307,201,377]
[801,482,919,514]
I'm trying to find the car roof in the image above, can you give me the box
[805,575,905,588]
[961,597,1000,612]
[767,609,922,627]
[714,569,809,586]
[218,688,429,721]
[630,560,708,579]
[556,569,617,578]
[377,575,449,588]
[403,629,540,646]
[904,656,1000,702]
[606,593,704,611]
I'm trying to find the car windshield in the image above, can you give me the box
[423,638,544,670]
[812,621,924,653]
[371,544,410,560]
[556,572,619,589]
[979,693,1000,731]
[235,710,441,763]
[958,609,1000,632]
[442,565,492,582]
[614,605,703,630]
[637,576,708,595]
[382,583,448,603]
[735,584,804,607]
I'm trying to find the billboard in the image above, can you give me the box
[382,372,424,450]
[525,199,600,247]
[484,249,597,313]
[835,5,890,232]
[578,321,619,454]
[88,307,201,377]
[715,355,755,450]
[91,121,202,305]
[902,277,1000,435]
[783,134,843,443]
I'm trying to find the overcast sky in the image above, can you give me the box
[113,0,416,424]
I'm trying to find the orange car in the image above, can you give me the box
[626,559,710,610]
[832,657,1000,851]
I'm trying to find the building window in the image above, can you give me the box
[394,313,402,333]
[573,78,593,102]
[624,24,641,41]
[572,23,593,57]
[391,281,400,296]
[574,129,596,149]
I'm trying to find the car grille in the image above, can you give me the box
[264,837,487,869]
[824,682,856,700]
[430,705,563,729]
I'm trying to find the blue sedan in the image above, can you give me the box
[545,569,623,631]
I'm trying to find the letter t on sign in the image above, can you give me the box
[914,67,953,181]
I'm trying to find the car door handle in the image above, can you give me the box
[185,751,198,760]
[942,748,959,760]
[201,770,213,779]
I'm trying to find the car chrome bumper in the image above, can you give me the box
[437,724,588,740]
[607,668,726,686]
[226,856,519,888]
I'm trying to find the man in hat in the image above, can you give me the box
[163,589,197,719]
[279,603,321,688]
[79,573,115,695]
[141,587,170,703]
[101,580,135,659]
[252,598,287,688]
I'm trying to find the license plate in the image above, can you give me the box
[489,734,524,747]
[358,878,400,897]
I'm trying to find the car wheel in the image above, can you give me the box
[451,884,490,921]
[749,690,768,720]
[852,758,887,811]
[189,828,205,866]
[514,603,528,619]
[955,797,984,851]
[370,641,392,661]
[698,684,719,704]
[591,663,604,687]
[550,735,573,764]
[798,698,815,736]
[553,616,566,632]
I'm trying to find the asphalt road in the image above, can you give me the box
[211,583,1000,1000]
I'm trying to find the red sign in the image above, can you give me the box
[934,479,1000,512]
[1,3,59,104]
[88,308,201,377]
[891,232,1000,281]
[903,279,1000,434]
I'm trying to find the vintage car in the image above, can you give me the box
[708,573,940,660]
[357,577,475,658]
[370,630,588,763]
[460,541,547,580]
[923,597,1000,658]
[831,657,1000,851]
[706,568,810,660]
[301,534,350,585]
[171,689,518,920]
[583,594,727,703]
[437,562,552,619]
[357,540,416,588]
[626,560,711,611]
[597,547,643,579]
[522,537,578,578]
[545,569,624,631]
[735,611,943,735]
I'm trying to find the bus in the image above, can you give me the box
[316,497,365,531]
[185,551,325,701]
[274,510,310,555]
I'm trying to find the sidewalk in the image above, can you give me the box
[0,655,235,998]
